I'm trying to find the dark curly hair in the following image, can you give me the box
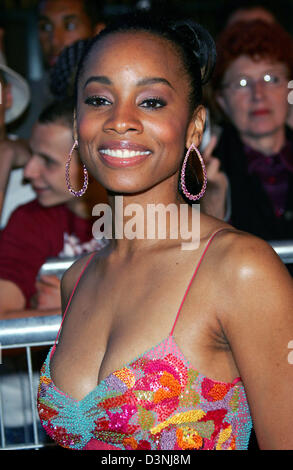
[50,38,92,100]
[212,19,293,89]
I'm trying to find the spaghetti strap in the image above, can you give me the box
[170,228,228,336]
[54,251,97,346]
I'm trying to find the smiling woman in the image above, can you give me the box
[37,13,293,451]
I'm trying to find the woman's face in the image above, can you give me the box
[76,31,204,195]
[24,122,81,207]
[217,55,290,140]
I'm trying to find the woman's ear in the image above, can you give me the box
[186,105,206,149]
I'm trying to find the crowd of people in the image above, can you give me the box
[0,0,107,318]
[0,0,292,451]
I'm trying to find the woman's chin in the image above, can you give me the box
[241,125,283,141]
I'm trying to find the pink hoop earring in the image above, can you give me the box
[65,140,88,197]
[180,143,207,201]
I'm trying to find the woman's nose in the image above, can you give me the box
[250,79,266,100]
[103,102,143,135]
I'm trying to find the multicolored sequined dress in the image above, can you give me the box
[37,229,253,450]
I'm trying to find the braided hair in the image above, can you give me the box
[50,38,92,100]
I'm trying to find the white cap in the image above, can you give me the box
[0,60,30,124]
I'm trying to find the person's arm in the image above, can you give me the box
[0,278,61,319]
[0,139,31,218]
[201,135,229,220]
[1,307,61,319]
[0,143,16,216]
[32,275,61,310]
[220,233,293,449]
[0,279,25,314]
[0,201,55,317]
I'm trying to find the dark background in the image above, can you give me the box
[1,0,293,82]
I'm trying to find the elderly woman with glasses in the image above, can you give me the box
[204,20,293,247]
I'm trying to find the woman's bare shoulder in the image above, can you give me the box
[61,252,95,282]
[215,228,290,282]
[59,252,98,315]
[213,229,293,450]
[211,227,293,321]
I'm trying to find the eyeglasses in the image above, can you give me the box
[222,72,288,94]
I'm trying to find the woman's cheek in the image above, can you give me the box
[147,115,187,146]
[226,96,249,131]
[77,113,101,142]
[271,89,289,118]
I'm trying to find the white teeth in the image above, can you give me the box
[100,149,151,158]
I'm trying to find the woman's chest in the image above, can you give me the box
[50,250,232,401]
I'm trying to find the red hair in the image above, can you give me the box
[212,20,293,88]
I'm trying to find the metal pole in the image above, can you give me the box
[0,385,6,448]
[26,347,39,447]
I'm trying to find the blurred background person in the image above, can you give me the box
[0,97,107,446]
[226,4,276,25]
[0,1,106,224]
[0,24,33,228]
[38,0,105,70]
[223,3,293,129]
[0,98,107,320]
[15,0,105,140]
[202,20,293,256]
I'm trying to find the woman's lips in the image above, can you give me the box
[98,142,152,168]
[250,109,271,116]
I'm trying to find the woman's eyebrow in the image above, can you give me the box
[83,76,174,90]
[136,77,174,89]
[83,76,112,88]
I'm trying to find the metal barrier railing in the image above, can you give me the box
[0,239,292,450]
[0,315,61,450]
[269,239,293,264]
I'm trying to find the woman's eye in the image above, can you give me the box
[267,75,280,84]
[85,96,112,107]
[140,98,166,109]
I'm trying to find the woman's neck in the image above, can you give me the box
[241,126,286,156]
[99,174,201,257]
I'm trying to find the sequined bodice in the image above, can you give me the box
[37,229,253,450]
[38,335,252,450]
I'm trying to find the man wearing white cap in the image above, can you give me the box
[0,45,35,228]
